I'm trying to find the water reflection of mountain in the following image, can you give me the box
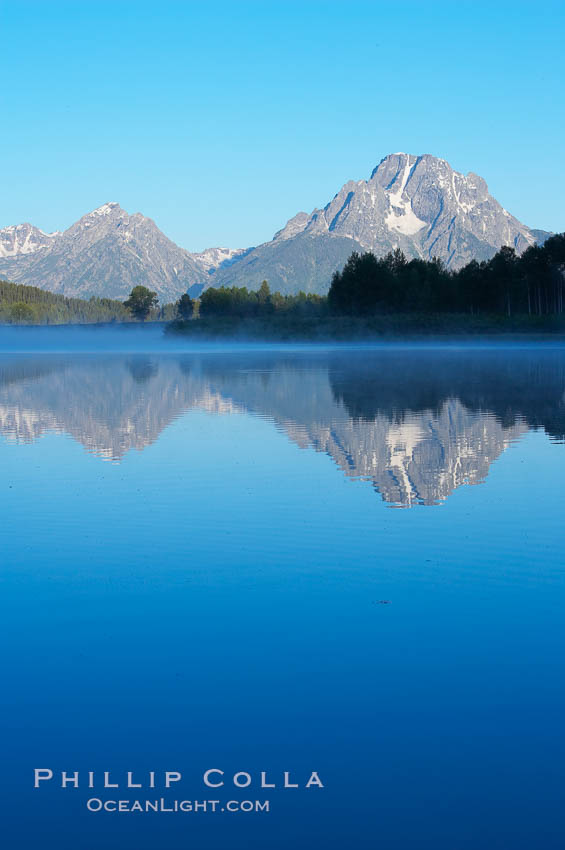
[0,357,240,461]
[0,350,564,505]
[328,351,565,441]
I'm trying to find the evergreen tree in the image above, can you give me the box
[177,293,195,320]
[327,236,565,318]
[0,280,132,324]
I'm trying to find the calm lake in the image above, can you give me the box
[1,330,564,849]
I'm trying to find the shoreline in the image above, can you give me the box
[166,314,565,341]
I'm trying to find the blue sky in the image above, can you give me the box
[1,0,563,250]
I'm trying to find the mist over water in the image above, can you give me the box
[0,323,182,353]
[3,322,565,354]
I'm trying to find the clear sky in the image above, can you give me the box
[1,0,563,251]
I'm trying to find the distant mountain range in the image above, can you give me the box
[0,203,211,302]
[0,154,552,300]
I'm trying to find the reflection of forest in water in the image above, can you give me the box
[1,349,564,506]
[328,351,565,441]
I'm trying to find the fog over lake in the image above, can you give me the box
[2,328,565,849]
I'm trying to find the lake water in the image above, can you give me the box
[1,332,564,849]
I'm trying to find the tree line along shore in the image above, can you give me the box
[1,233,564,334]
[0,281,180,324]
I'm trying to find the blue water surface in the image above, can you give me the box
[1,336,564,849]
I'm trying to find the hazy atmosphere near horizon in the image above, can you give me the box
[1,0,564,250]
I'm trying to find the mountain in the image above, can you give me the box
[0,223,60,258]
[191,246,250,274]
[0,203,209,301]
[209,152,550,294]
[0,154,552,299]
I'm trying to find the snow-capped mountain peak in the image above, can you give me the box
[0,204,209,300]
[0,223,61,258]
[191,246,248,273]
[92,202,120,215]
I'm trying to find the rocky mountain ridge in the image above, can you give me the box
[0,203,209,301]
[0,153,552,299]
[0,223,61,258]
[209,153,549,294]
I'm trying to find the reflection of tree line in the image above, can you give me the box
[1,349,564,457]
[0,356,162,388]
[327,351,565,441]
[194,350,565,442]
[0,358,63,388]
[194,353,535,506]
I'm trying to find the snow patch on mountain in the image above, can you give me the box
[191,246,247,273]
[384,155,427,236]
[91,202,120,216]
[0,223,61,258]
